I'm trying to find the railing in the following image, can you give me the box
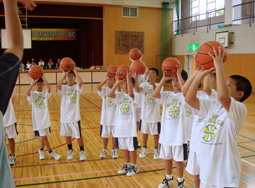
[173,8,225,35]
[233,1,255,26]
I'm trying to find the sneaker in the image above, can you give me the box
[49,151,61,160]
[118,164,131,175]
[100,149,108,159]
[177,180,185,188]
[80,150,86,161]
[139,147,147,158]
[126,165,139,176]
[158,177,174,188]
[9,155,17,165]
[111,148,118,159]
[67,150,74,160]
[153,148,160,160]
[39,149,45,160]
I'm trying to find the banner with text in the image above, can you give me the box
[32,29,77,41]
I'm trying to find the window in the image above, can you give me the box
[122,7,138,18]
[191,0,224,20]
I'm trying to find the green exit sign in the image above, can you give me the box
[189,44,199,51]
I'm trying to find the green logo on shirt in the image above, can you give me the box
[168,105,180,118]
[203,124,217,142]
[146,94,155,104]
[106,97,114,106]
[68,89,77,103]
[186,107,192,117]
[35,96,45,110]
[120,103,130,114]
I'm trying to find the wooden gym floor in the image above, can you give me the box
[7,84,255,188]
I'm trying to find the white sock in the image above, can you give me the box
[166,174,173,180]
[178,177,184,182]
[131,163,137,167]
[125,162,131,166]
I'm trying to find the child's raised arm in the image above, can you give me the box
[26,79,38,97]
[57,71,70,91]
[153,74,171,99]
[97,77,109,91]
[42,74,51,94]
[176,61,185,89]
[203,74,212,96]
[181,70,198,97]
[127,71,134,99]
[134,74,143,93]
[109,76,123,98]
[209,47,230,111]
[73,68,83,89]
[185,68,215,110]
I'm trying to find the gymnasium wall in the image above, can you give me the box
[173,23,255,92]
[103,5,170,69]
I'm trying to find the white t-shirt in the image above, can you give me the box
[58,84,83,123]
[27,90,51,131]
[190,89,217,152]
[26,64,32,69]
[195,97,246,187]
[3,100,16,127]
[38,61,44,67]
[113,92,138,138]
[133,88,142,109]
[158,91,185,146]
[140,82,162,123]
[98,87,117,126]
[138,74,146,85]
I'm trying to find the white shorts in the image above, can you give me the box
[116,137,138,151]
[60,121,82,139]
[34,127,51,137]
[100,125,115,138]
[186,150,200,175]
[159,144,188,162]
[139,120,160,135]
[200,183,235,188]
[135,108,141,122]
[4,123,18,139]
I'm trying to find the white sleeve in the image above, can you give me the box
[97,87,106,98]
[195,99,213,118]
[139,83,146,91]
[45,90,52,99]
[133,92,140,107]
[76,84,83,95]
[158,91,170,105]
[209,89,217,101]
[27,92,35,102]
[58,85,66,95]
[227,98,247,132]
[113,92,124,104]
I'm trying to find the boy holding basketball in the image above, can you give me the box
[3,99,18,165]
[97,76,118,159]
[136,68,161,160]
[185,47,252,187]
[57,68,86,161]
[153,64,188,188]
[27,75,61,161]
[109,71,139,176]
[0,0,36,187]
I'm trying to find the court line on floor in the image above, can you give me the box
[241,159,255,167]
[16,138,76,158]
[14,162,165,181]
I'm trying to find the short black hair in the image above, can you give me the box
[68,70,76,78]
[131,77,135,85]
[181,70,188,81]
[229,75,252,102]
[149,68,159,76]
[37,78,43,83]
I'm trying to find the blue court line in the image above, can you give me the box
[239,134,255,141]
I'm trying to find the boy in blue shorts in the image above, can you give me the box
[185,47,252,187]
[27,75,61,160]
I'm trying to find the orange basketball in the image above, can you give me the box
[107,65,118,78]
[161,57,178,77]
[129,48,142,61]
[196,41,227,69]
[60,57,75,72]
[28,65,43,80]
[117,64,130,80]
[131,60,146,75]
